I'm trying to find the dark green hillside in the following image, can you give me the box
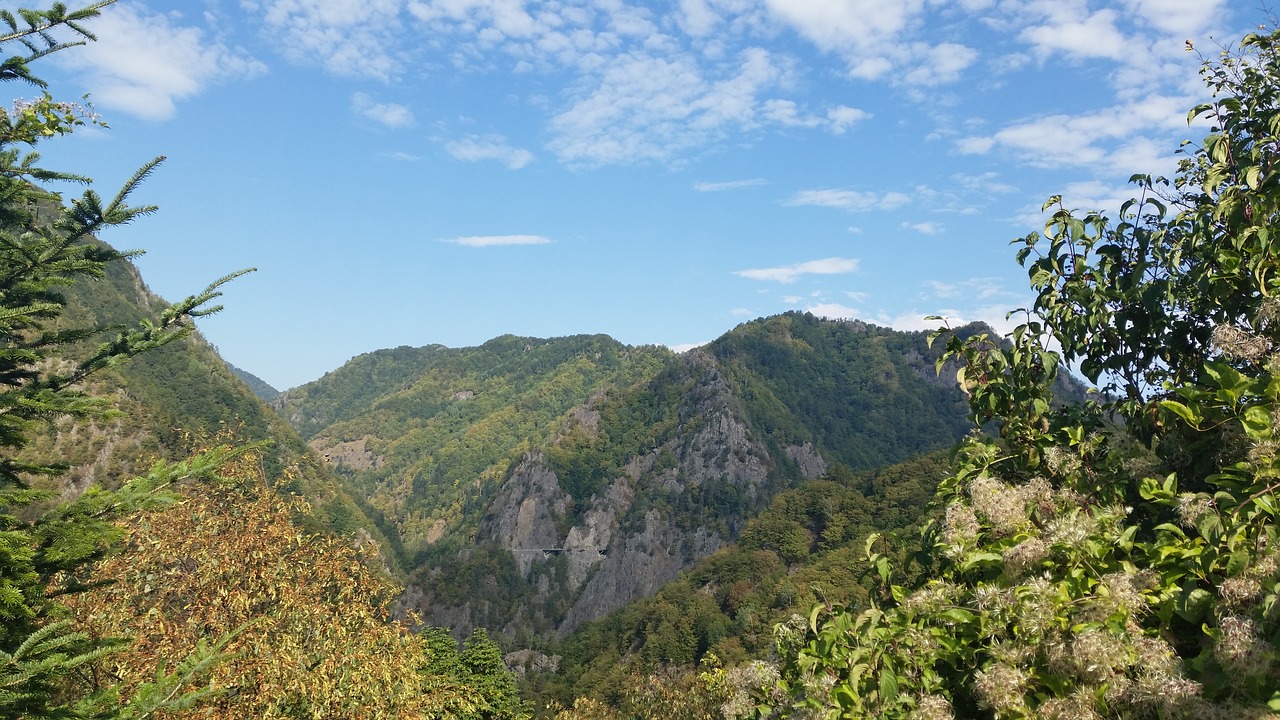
[273,343,452,439]
[229,363,279,401]
[710,312,972,471]
[26,242,389,541]
[288,313,987,646]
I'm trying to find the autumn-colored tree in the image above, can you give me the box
[63,447,496,719]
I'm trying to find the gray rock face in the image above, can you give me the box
[562,477,629,589]
[557,509,723,634]
[786,442,828,479]
[404,349,794,641]
[479,453,571,576]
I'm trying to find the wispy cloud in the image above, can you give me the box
[954,94,1189,175]
[547,47,793,167]
[440,235,552,247]
[924,277,1008,301]
[827,105,871,133]
[445,134,535,169]
[806,302,860,319]
[250,0,404,80]
[784,189,910,212]
[735,257,859,283]
[381,150,422,162]
[352,92,415,128]
[694,178,767,192]
[902,221,942,235]
[52,4,264,121]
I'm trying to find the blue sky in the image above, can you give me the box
[30,0,1247,389]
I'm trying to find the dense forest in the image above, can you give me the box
[7,3,1280,720]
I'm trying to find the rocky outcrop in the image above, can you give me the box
[310,437,383,471]
[479,454,571,576]
[558,509,723,633]
[786,443,827,479]
[562,477,630,589]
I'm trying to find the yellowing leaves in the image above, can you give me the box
[64,460,484,719]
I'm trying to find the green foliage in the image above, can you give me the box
[64,454,512,719]
[763,27,1280,720]
[710,313,972,472]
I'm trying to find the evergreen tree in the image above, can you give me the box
[0,3,249,716]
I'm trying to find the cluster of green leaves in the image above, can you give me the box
[762,28,1280,720]
[0,3,275,715]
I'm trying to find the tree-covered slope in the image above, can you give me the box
[709,312,973,471]
[531,451,951,712]
[281,334,674,566]
[22,240,389,543]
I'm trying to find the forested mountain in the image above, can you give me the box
[277,312,981,644]
[229,363,280,401]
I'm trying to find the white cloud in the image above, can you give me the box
[902,221,941,234]
[805,302,860,319]
[953,172,1016,195]
[1022,9,1130,62]
[784,188,909,212]
[382,150,422,161]
[52,4,264,121]
[547,46,791,166]
[410,0,542,39]
[1124,0,1225,36]
[351,92,415,128]
[955,136,995,154]
[730,307,755,317]
[761,98,821,128]
[445,134,535,168]
[924,278,1007,301]
[253,0,404,80]
[694,178,767,192]
[734,256,859,283]
[763,0,920,55]
[901,43,978,86]
[956,94,1189,174]
[762,0,977,88]
[440,234,551,247]
[826,105,870,134]
[677,0,720,37]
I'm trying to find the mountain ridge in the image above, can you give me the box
[279,312,984,643]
